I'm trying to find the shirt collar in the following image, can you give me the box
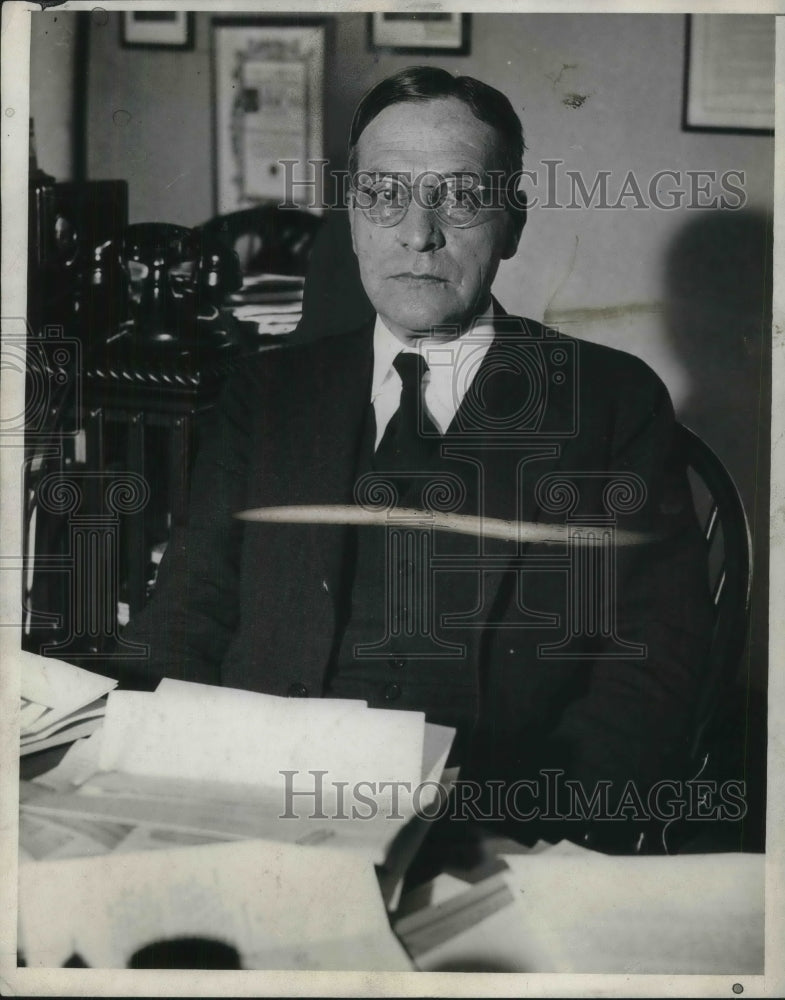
[371,305,497,401]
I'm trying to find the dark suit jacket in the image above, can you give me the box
[118,317,712,842]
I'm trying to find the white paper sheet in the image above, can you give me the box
[32,730,105,792]
[18,649,116,734]
[19,837,411,970]
[19,812,132,862]
[98,687,426,793]
[19,699,48,732]
[23,771,415,863]
[410,847,765,974]
[19,717,103,756]
[504,850,764,974]
[155,677,366,713]
[21,697,107,745]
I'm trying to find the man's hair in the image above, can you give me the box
[348,66,525,180]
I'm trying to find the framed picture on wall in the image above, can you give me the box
[120,11,195,50]
[368,13,470,55]
[683,14,775,133]
[212,18,326,214]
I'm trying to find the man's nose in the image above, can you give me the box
[396,199,446,253]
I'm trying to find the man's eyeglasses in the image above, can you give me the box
[351,172,505,229]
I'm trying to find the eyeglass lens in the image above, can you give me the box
[354,174,490,228]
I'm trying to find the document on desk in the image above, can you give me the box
[19,837,411,970]
[19,678,453,970]
[24,678,455,863]
[17,649,117,754]
[500,846,765,974]
[19,650,116,725]
[98,680,426,792]
[401,841,765,975]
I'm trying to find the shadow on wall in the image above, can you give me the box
[663,207,772,694]
[663,208,772,499]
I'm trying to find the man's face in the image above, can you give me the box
[349,97,522,344]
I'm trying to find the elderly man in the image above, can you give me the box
[118,67,712,848]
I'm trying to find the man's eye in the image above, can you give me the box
[443,185,482,210]
[370,180,404,203]
[355,180,399,211]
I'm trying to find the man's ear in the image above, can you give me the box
[348,196,360,256]
[502,192,527,260]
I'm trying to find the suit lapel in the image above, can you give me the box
[431,316,574,631]
[443,314,572,523]
[289,324,375,595]
[299,324,375,504]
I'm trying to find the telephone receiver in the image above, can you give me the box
[86,222,243,345]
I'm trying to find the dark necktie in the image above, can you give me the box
[374,352,440,476]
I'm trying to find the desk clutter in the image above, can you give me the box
[17,653,451,969]
[17,654,765,972]
[227,272,305,337]
[19,651,116,756]
[82,227,306,376]
[28,169,319,353]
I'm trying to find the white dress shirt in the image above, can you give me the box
[370,309,496,448]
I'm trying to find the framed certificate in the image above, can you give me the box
[212,18,326,213]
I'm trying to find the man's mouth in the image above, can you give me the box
[390,272,447,283]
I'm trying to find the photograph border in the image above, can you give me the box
[2,1,783,996]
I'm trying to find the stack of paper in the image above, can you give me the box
[228,273,304,335]
[19,650,117,756]
[19,677,453,969]
[23,678,454,866]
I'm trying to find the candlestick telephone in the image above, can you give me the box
[82,222,243,347]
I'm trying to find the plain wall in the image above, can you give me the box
[29,12,76,180]
[31,9,774,689]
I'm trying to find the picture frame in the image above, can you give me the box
[683,13,775,134]
[212,17,327,215]
[368,12,470,55]
[120,11,195,50]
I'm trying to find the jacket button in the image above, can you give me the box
[383,682,402,702]
[288,682,309,697]
[388,657,406,670]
